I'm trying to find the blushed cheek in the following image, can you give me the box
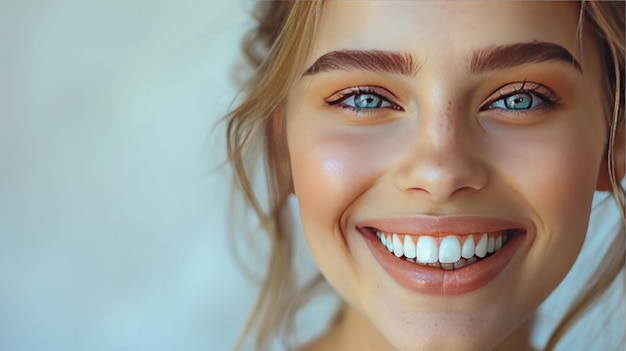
[538,133,602,220]
[545,154,599,247]
[524,142,599,293]
[492,129,602,237]
[289,129,402,228]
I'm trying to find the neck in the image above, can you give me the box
[301,305,537,351]
[492,316,538,351]
[299,305,395,351]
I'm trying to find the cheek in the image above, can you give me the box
[486,118,605,289]
[287,128,372,296]
[286,119,410,263]
[289,130,389,226]
[484,113,605,226]
[504,136,598,218]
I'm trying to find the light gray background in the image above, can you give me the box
[0,1,623,351]
[0,1,329,350]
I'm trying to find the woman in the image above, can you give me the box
[226,1,625,350]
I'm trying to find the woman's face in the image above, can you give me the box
[285,2,607,350]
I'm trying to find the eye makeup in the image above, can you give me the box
[326,85,404,115]
[479,80,562,118]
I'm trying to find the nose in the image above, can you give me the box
[394,107,489,203]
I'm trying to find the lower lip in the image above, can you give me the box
[361,229,526,295]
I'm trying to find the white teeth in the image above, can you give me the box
[438,236,461,263]
[416,236,438,263]
[376,229,510,267]
[392,234,403,257]
[475,233,488,258]
[403,235,416,259]
[461,235,475,259]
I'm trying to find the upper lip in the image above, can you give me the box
[355,215,532,236]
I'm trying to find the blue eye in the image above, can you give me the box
[483,82,560,114]
[345,93,392,109]
[327,86,402,112]
[490,92,544,110]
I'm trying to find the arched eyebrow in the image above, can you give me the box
[302,49,419,76]
[302,42,582,78]
[470,42,582,74]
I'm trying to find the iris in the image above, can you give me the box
[354,93,383,108]
[504,93,533,110]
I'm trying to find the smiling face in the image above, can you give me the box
[283,2,608,350]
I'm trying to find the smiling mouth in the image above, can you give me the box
[369,228,521,270]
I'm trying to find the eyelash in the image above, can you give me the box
[480,81,560,114]
[326,86,403,114]
[326,81,560,116]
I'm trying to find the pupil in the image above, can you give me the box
[506,93,532,110]
[355,94,381,108]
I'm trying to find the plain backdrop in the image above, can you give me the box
[0,1,331,350]
[0,1,623,351]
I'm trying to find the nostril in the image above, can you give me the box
[406,183,483,203]
[397,166,489,203]
[393,146,490,202]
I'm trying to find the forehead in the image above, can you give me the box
[307,1,584,68]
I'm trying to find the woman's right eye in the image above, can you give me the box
[327,86,403,113]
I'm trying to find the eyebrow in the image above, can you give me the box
[302,42,582,78]
[470,42,582,74]
[302,49,419,76]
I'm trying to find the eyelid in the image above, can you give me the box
[480,81,560,111]
[326,85,401,107]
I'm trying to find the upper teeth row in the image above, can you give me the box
[376,231,504,264]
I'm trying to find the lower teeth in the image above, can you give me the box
[406,256,481,270]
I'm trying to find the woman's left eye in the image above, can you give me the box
[481,82,560,114]
[327,87,402,112]
[489,91,545,111]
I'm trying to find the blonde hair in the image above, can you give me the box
[225,1,625,350]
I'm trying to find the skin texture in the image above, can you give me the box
[283,2,612,350]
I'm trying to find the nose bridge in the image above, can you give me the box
[394,101,489,202]
[422,101,459,149]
